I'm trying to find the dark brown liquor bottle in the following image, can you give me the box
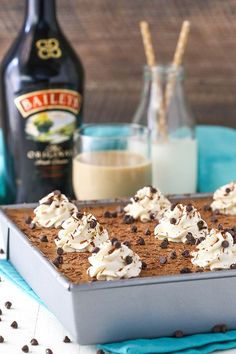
[0,0,84,203]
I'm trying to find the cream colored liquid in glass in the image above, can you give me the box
[73,150,152,200]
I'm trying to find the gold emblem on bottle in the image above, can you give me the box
[36,38,62,59]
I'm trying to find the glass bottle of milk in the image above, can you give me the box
[133,65,197,194]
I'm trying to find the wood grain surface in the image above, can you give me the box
[0,0,236,127]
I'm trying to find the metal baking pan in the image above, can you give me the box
[1,193,236,345]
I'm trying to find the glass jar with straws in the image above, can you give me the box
[133,21,197,194]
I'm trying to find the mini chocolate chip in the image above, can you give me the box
[0,309,2,316]
[46,349,53,354]
[76,212,83,219]
[53,259,60,268]
[11,321,18,329]
[56,256,63,265]
[97,350,105,354]
[180,267,192,274]
[40,235,48,242]
[90,219,97,228]
[0,336,4,343]
[170,218,176,225]
[173,330,184,338]
[131,225,137,233]
[186,232,196,245]
[5,301,12,309]
[0,249,4,254]
[123,241,131,248]
[222,240,229,248]
[159,256,167,265]
[141,261,147,269]
[24,216,32,225]
[114,241,121,249]
[22,345,29,353]
[186,204,193,212]
[211,216,218,223]
[181,250,190,258]
[63,335,71,343]
[218,224,224,230]
[214,209,220,215]
[29,222,36,229]
[226,187,231,194]
[137,237,145,245]
[92,247,100,253]
[170,203,178,211]
[30,338,39,346]
[203,204,212,212]
[125,255,133,265]
[111,211,117,218]
[134,196,139,202]
[123,215,134,224]
[197,220,205,230]
[170,251,177,259]
[104,211,111,218]
[57,247,64,255]
[230,263,236,269]
[111,237,118,245]
[149,186,157,194]
[144,228,151,236]
[196,237,205,245]
[196,268,204,272]
[149,213,155,220]
[53,190,61,196]
[160,238,169,249]
[212,324,228,333]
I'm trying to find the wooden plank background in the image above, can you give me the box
[0,0,236,127]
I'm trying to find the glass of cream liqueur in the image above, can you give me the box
[73,123,152,200]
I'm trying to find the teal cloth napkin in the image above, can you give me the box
[98,332,236,354]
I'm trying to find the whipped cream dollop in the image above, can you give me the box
[191,228,236,270]
[211,182,236,215]
[154,203,208,243]
[124,186,171,222]
[55,212,109,252]
[33,190,78,228]
[87,240,142,281]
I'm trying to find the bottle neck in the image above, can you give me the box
[24,0,58,30]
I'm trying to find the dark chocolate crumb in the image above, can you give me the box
[186,204,193,212]
[125,255,133,265]
[225,187,231,194]
[141,261,147,270]
[159,256,167,265]
[30,338,39,346]
[149,213,155,220]
[180,267,192,274]
[0,249,3,254]
[131,225,137,233]
[22,345,29,353]
[52,259,60,268]
[173,330,184,338]
[144,228,151,236]
[160,238,169,249]
[63,335,71,343]
[203,204,212,212]
[134,196,139,202]
[11,321,18,329]
[149,186,157,194]
[76,212,84,219]
[186,232,196,245]
[137,237,145,245]
[212,324,228,333]
[170,251,177,260]
[181,250,190,258]
[24,216,32,225]
[0,336,4,343]
[218,224,224,230]
[92,247,100,253]
[197,220,205,230]
[57,247,64,255]
[123,215,134,224]
[5,301,12,309]
[196,237,205,245]
[123,241,131,248]
[114,241,121,249]
[230,263,236,269]
[40,235,48,242]
[0,309,2,316]
[89,219,97,229]
[104,211,111,218]
[111,237,118,245]
[170,218,176,225]
[111,211,117,218]
[56,256,63,265]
